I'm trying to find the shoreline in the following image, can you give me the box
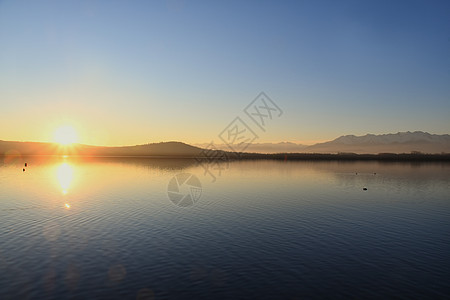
[2,153,450,162]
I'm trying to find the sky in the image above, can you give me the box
[0,0,449,146]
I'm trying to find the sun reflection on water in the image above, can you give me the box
[57,163,73,195]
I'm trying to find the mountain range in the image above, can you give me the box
[194,142,308,154]
[304,131,450,154]
[1,131,449,156]
[0,141,204,157]
[196,132,450,154]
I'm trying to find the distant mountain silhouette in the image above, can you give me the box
[194,142,308,153]
[304,131,450,154]
[0,141,204,157]
[1,131,449,156]
[197,132,450,154]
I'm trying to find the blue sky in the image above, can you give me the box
[0,0,449,145]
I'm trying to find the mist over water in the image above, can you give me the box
[1,157,449,299]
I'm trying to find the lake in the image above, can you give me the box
[0,156,449,299]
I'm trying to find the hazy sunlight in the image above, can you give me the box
[54,126,78,145]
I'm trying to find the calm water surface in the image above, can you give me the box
[0,156,449,299]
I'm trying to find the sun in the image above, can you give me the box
[54,126,78,145]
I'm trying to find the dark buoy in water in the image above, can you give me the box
[25,163,27,167]
[356,172,358,175]
[363,187,367,191]
[23,168,25,172]
[374,172,376,175]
